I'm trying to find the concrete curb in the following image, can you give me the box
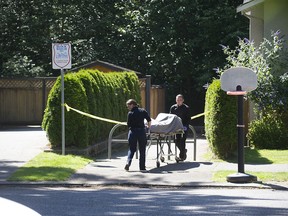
[0,181,287,191]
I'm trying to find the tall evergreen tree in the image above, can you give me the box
[1,0,248,117]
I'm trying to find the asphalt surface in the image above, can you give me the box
[0,126,48,182]
[0,126,287,189]
[1,186,288,216]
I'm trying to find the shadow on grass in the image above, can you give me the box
[8,167,75,181]
[226,148,273,164]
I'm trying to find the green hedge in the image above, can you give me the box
[42,73,89,148]
[42,69,140,148]
[248,113,288,149]
[204,79,237,159]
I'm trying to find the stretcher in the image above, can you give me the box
[146,113,185,168]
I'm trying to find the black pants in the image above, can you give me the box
[175,130,188,158]
[126,128,147,170]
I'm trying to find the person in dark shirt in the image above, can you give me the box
[169,94,190,161]
[125,99,151,171]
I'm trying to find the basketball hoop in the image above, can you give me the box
[220,67,257,92]
[227,91,247,96]
[220,67,258,183]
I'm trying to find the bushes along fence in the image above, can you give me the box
[42,69,141,148]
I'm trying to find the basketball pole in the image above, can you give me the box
[236,85,244,173]
[226,85,257,183]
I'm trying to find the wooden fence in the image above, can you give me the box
[139,81,166,119]
[0,77,165,125]
[0,78,55,125]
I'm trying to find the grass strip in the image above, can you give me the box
[204,149,288,164]
[252,149,288,164]
[213,170,288,182]
[8,152,93,181]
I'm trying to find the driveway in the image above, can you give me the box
[0,126,49,181]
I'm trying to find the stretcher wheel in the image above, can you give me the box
[160,156,165,162]
[156,161,160,168]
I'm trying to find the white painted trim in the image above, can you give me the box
[237,0,265,13]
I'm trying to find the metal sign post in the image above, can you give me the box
[52,43,72,155]
[60,68,65,155]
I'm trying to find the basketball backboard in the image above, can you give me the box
[220,67,257,92]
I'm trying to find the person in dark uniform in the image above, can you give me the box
[169,94,191,161]
[125,99,151,171]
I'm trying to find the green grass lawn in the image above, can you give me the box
[9,152,92,181]
[205,148,288,164]
[244,148,288,164]
[213,170,288,182]
[207,148,288,182]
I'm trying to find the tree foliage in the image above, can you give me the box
[113,0,248,107]
[218,31,288,116]
[1,0,247,110]
[217,31,288,149]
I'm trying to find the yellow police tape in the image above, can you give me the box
[64,103,127,125]
[190,112,206,120]
[64,103,206,125]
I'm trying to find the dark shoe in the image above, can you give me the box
[175,156,184,162]
[179,149,187,161]
[140,169,149,173]
[183,149,187,161]
[124,164,129,171]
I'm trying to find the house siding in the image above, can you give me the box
[264,0,288,42]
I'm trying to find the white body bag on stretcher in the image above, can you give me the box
[149,113,184,134]
[146,113,184,168]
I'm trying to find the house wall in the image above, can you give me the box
[264,0,288,42]
[239,0,288,124]
[245,0,288,46]
[87,65,112,72]
[249,3,264,46]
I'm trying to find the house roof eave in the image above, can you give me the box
[237,0,265,13]
[70,60,143,77]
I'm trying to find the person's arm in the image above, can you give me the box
[147,120,151,128]
[185,106,191,126]
[144,110,151,128]
[169,105,173,114]
[127,112,131,128]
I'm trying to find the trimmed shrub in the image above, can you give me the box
[248,113,288,149]
[42,69,141,148]
[42,73,89,148]
[204,79,237,159]
[76,71,98,143]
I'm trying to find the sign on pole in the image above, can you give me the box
[52,43,72,155]
[52,43,72,69]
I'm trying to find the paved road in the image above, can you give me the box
[0,186,287,216]
[0,126,287,215]
[0,126,48,181]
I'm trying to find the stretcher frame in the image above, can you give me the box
[108,124,197,166]
[147,130,184,168]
